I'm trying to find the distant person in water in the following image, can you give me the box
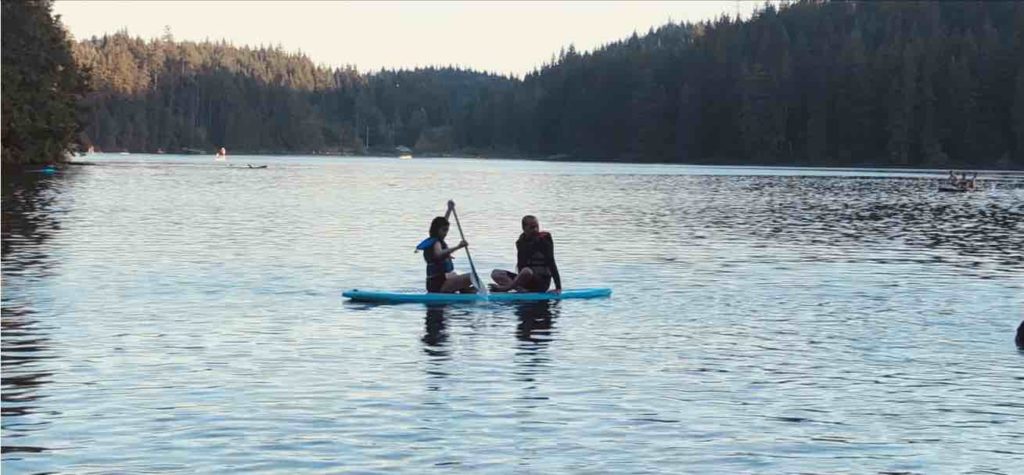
[416,206,475,293]
[490,215,562,293]
[953,172,978,191]
[947,170,959,187]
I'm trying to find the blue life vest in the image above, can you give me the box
[416,237,454,276]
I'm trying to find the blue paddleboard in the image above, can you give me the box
[343,288,611,304]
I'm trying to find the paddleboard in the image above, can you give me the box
[343,288,611,304]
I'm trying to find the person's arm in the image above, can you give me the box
[545,236,562,291]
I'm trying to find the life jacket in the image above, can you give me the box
[416,237,454,276]
[517,232,552,277]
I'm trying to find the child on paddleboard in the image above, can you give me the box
[416,203,476,293]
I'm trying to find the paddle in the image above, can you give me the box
[448,201,488,296]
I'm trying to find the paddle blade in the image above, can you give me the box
[472,271,489,297]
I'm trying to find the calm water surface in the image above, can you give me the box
[3,155,1023,473]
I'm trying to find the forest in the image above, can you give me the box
[12,1,1024,168]
[2,0,88,166]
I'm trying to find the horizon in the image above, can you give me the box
[53,0,762,77]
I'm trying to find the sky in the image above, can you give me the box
[53,1,761,77]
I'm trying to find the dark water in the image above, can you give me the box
[3,155,1023,473]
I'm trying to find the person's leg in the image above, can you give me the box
[441,273,473,293]
[426,275,445,293]
[490,269,515,290]
[492,267,534,292]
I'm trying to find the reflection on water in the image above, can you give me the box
[2,171,67,457]
[515,301,558,345]
[513,301,559,406]
[422,305,448,353]
[2,156,1022,473]
[740,178,1024,272]
[634,176,1024,277]
[0,304,55,456]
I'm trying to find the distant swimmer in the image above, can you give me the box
[215,147,227,160]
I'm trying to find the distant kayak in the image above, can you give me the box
[938,185,974,192]
[343,287,611,304]
[29,166,58,174]
[227,164,268,169]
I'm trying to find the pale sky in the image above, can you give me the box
[53,1,761,77]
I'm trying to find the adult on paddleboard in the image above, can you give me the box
[416,202,476,293]
[490,215,562,294]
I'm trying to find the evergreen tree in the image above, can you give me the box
[2,0,89,165]
[69,1,1023,168]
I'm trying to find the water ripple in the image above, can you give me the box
[2,156,1022,473]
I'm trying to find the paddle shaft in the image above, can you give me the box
[449,204,487,295]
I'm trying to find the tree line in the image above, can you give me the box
[5,1,1024,168]
[74,31,519,156]
[520,1,1024,168]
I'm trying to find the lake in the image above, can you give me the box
[3,155,1022,473]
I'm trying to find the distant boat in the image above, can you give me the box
[396,145,413,159]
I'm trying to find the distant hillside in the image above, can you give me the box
[74,34,516,155]
[76,1,1024,168]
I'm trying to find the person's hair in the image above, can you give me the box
[521,215,538,229]
[429,217,449,238]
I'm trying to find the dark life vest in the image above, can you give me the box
[516,232,553,277]
[417,237,454,277]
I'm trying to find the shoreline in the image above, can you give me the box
[63,151,1024,174]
